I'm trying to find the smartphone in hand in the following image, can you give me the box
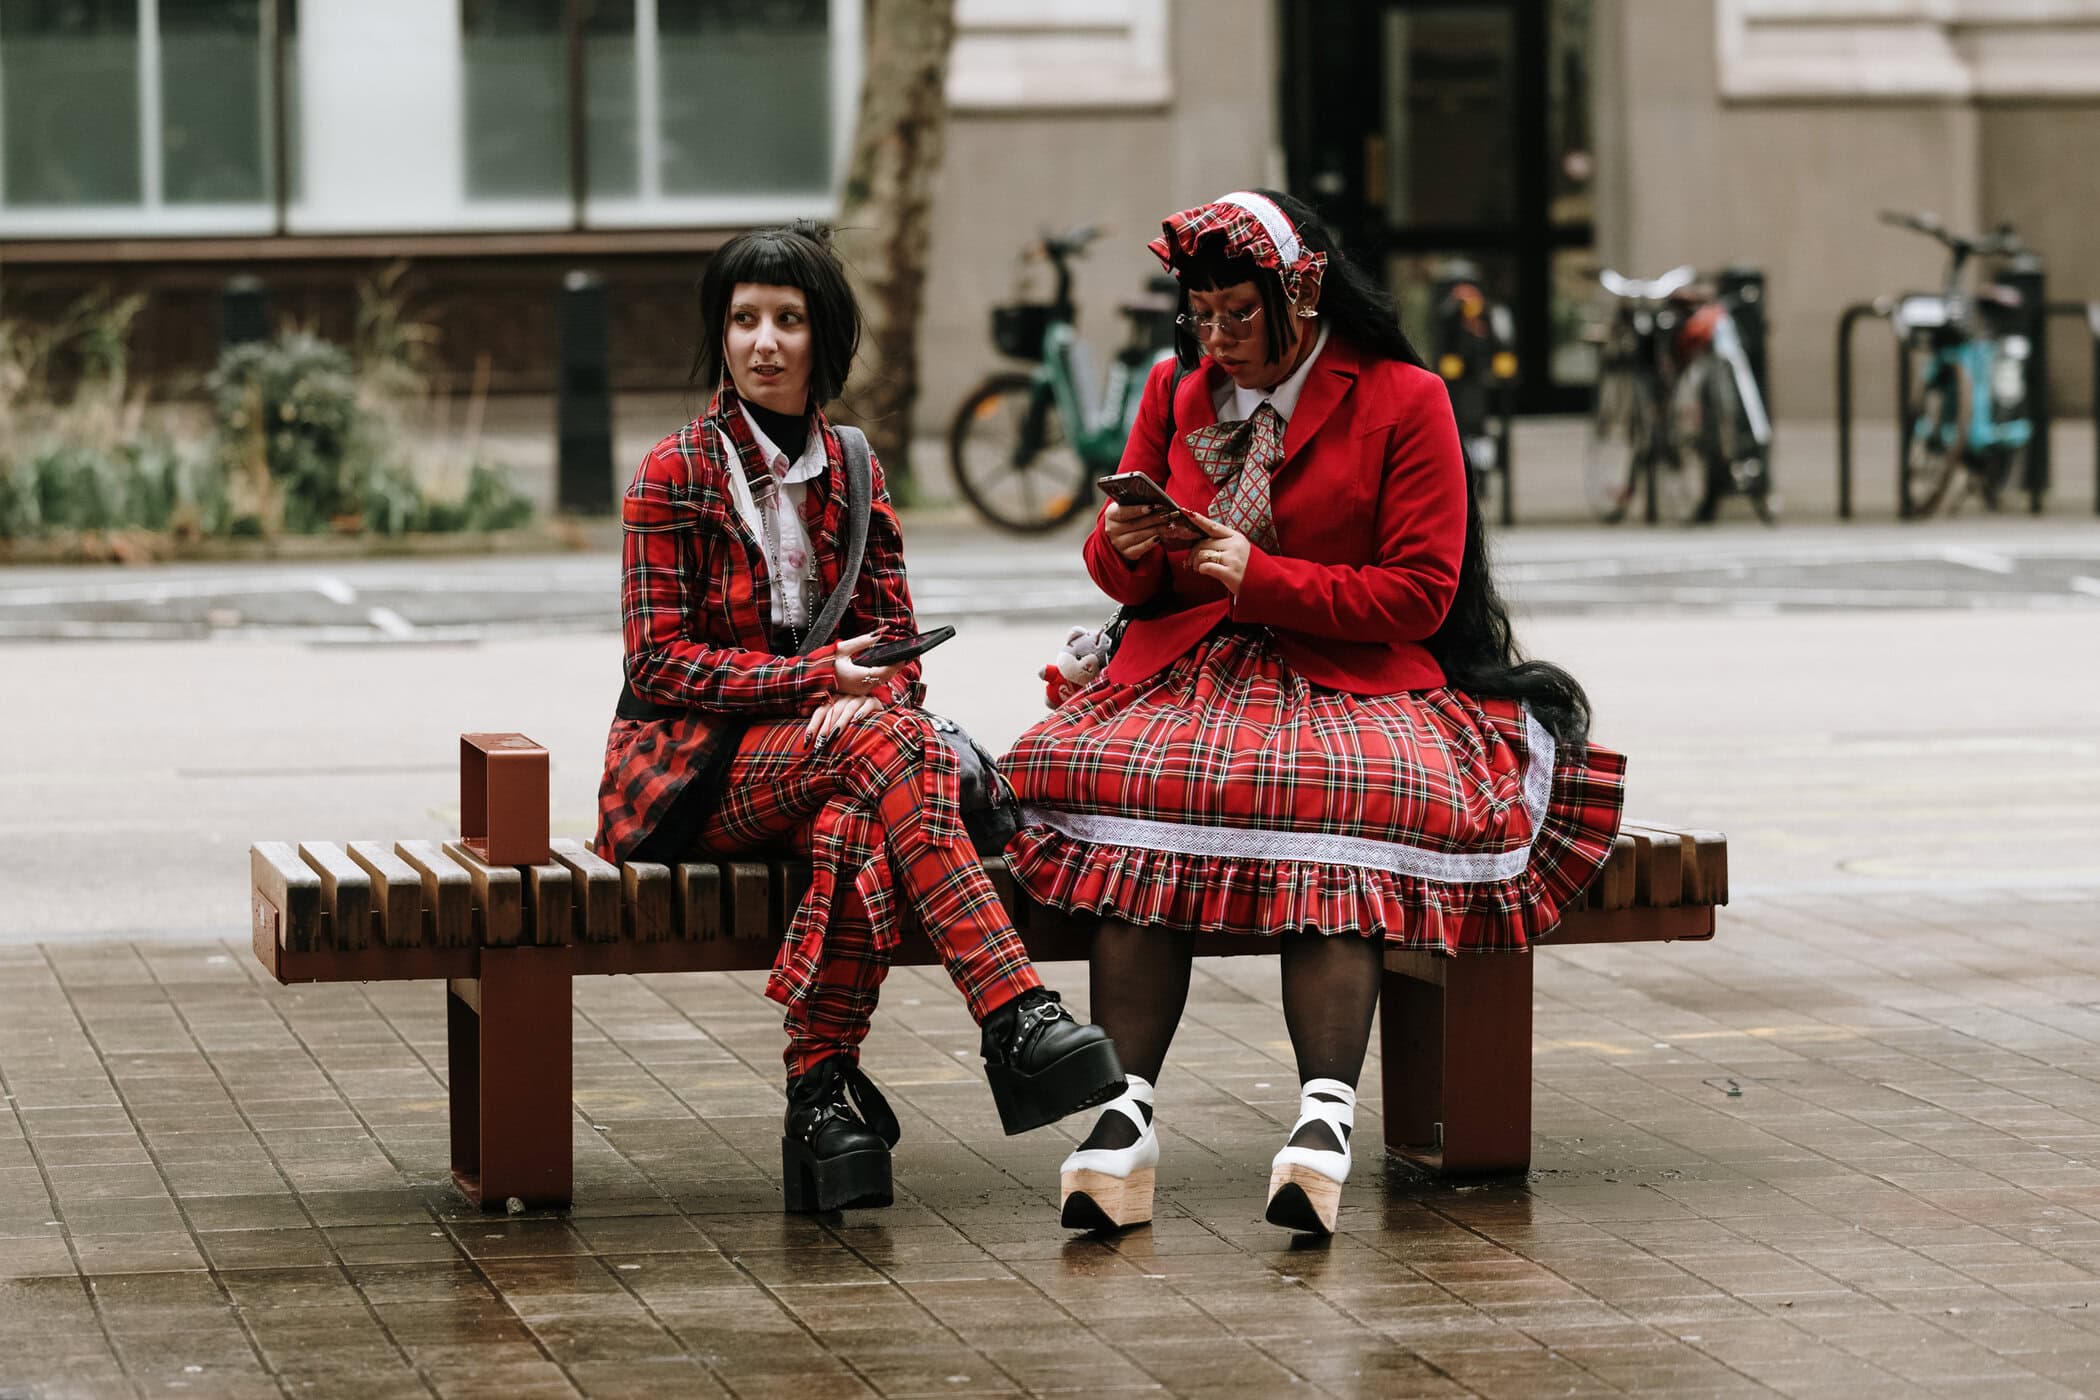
[854,625,956,669]
[1096,473,1203,543]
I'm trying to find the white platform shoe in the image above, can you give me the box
[1265,1078,1354,1235]
[1058,1075,1158,1231]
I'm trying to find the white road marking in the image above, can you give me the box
[2071,576,2100,598]
[311,576,358,604]
[365,607,417,638]
[1941,546,2016,575]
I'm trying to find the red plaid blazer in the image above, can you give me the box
[594,393,922,863]
[1086,337,1468,697]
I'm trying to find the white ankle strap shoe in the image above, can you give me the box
[1059,1076,1157,1231]
[1266,1078,1354,1235]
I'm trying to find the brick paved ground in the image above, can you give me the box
[4,884,2098,1399]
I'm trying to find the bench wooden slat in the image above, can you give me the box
[346,841,423,948]
[442,840,524,946]
[620,861,675,941]
[725,862,771,943]
[1629,828,1684,910]
[1586,833,1638,911]
[1679,829,1729,905]
[250,843,321,954]
[393,841,475,947]
[522,859,574,948]
[675,863,722,940]
[549,839,621,943]
[296,842,371,951]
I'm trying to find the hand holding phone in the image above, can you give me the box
[1097,473,1202,554]
[853,625,956,670]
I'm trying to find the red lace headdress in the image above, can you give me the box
[1147,190,1326,302]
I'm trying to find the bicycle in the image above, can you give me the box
[948,228,1178,533]
[1584,265,1777,525]
[1881,210,2035,518]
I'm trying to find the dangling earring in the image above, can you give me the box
[1295,307,1319,319]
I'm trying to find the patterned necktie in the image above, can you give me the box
[1184,401,1284,550]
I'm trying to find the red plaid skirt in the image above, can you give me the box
[1001,627,1626,951]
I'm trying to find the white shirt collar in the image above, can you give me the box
[1216,325,1330,423]
[737,400,828,486]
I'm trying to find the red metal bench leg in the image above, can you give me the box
[1381,951,1533,1177]
[446,948,573,1208]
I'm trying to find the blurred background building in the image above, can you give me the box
[1,0,2095,440]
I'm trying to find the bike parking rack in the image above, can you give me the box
[1836,295,2100,518]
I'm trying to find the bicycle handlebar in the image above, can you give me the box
[1880,209,2027,259]
[1040,226,1102,260]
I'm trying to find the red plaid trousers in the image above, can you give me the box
[689,707,1041,1075]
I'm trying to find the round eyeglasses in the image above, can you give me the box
[1174,304,1264,340]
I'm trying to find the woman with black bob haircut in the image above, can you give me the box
[596,221,1123,1214]
[1003,190,1626,1236]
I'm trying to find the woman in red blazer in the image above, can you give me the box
[1003,191,1626,1236]
[594,223,1121,1215]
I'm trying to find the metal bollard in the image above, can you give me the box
[1994,253,2049,511]
[556,270,615,514]
[219,275,270,352]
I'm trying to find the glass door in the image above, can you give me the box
[1284,0,1596,413]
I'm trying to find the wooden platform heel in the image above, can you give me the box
[1058,1076,1157,1231]
[1264,1078,1355,1236]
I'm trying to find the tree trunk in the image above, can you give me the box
[833,0,960,493]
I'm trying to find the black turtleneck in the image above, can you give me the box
[746,399,811,465]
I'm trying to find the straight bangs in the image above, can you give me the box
[1169,231,1292,367]
[693,221,861,406]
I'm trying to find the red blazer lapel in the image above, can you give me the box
[1281,337,1358,468]
[1172,360,1223,446]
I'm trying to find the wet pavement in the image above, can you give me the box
[0,518,2096,643]
[4,884,2099,1399]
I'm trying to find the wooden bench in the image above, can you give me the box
[248,733,1725,1210]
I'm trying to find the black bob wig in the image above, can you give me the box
[692,220,861,407]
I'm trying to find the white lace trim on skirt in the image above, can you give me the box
[1018,709,1555,886]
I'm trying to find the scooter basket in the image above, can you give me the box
[992,304,1054,361]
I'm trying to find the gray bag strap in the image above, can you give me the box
[799,424,874,655]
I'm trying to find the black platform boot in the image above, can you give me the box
[980,989,1125,1136]
[781,1057,900,1213]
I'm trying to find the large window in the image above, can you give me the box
[0,0,853,237]
[460,0,844,224]
[0,0,282,231]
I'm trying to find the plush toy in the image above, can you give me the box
[1041,623,1111,707]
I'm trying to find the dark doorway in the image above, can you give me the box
[1283,0,1597,413]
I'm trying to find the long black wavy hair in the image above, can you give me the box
[1166,189,1592,746]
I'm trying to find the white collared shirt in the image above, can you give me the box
[717,403,827,630]
[1211,326,1330,424]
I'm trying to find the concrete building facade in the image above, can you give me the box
[2,0,2097,452]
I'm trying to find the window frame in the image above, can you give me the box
[0,0,284,237]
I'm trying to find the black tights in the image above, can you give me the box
[1088,920,1383,1088]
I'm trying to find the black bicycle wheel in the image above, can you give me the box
[947,373,1091,533]
[1583,368,1643,524]
[1902,367,1965,519]
[1659,360,1720,525]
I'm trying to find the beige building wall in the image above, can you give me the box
[914,0,1278,461]
[1597,0,2100,418]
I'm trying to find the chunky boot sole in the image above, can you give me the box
[1264,1164,1341,1235]
[986,1038,1125,1136]
[781,1135,893,1213]
[1060,1167,1155,1232]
